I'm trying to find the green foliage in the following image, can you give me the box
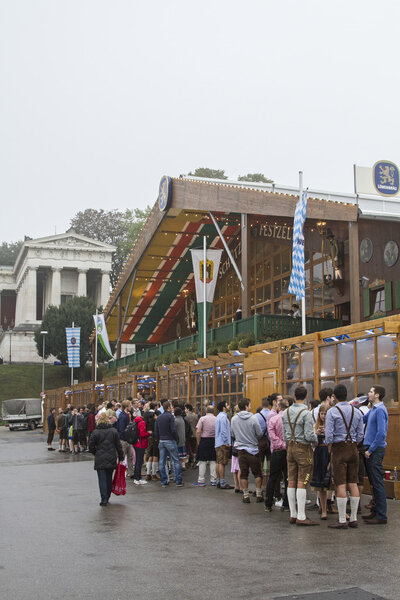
[228,332,255,351]
[0,364,98,404]
[69,207,151,287]
[0,240,23,266]
[34,297,113,370]
[188,168,228,180]
[238,173,274,183]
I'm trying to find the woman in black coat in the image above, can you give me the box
[89,412,124,506]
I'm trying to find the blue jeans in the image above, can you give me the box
[365,447,387,520]
[97,468,113,503]
[159,440,182,485]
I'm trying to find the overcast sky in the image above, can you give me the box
[1,1,399,243]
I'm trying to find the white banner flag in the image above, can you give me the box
[93,313,113,358]
[190,249,223,304]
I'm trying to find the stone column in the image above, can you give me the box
[77,269,87,297]
[25,267,37,321]
[51,268,61,306]
[100,271,110,308]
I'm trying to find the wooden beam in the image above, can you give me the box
[349,221,361,324]
[241,213,251,318]
[171,178,358,222]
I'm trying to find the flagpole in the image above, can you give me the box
[71,321,74,386]
[299,171,306,336]
[203,236,207,359]
[94,309,98,382]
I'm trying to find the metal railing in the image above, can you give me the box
[109,314,341,369]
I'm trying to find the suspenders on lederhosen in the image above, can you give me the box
[335,405,355,443]
[286,407,307,444]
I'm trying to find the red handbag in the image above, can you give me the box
[111,462,127,496]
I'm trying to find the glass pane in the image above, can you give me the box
[238,367,244,394]
[263,283,271,301]
[313,262,323,284]
[220,302,225,316]
[338,377,355,400]
[337,341,354,375]
[256,287,263,304]
[264,303,271,314]
[286,381,300,397]
[264,259,271,280]
[273,255,281,276]
[378,335,398,371]
[305,288,311,313]
[274,300,281,314]
[282,277,290,295]
[256,240,263,261]
[302,381,314,402]
[321,379,336,391]
[357,375,375,399]
[256,262,263,281]
[377,372,398,407]
[313,286,323,308]
[231,369,237,393]
[305,251,311,265]
[282,249,291,273]
[305,267,310,287]
[324,285,335,303]
[282,296,291,311]
[227,299,232,316]
[286,352,300,380]
[356,338,374,373]
[223,369,229,393]
[214,303,220,318]
[273,279,281,298]
[301,350,314,379]
[227,278,232,295]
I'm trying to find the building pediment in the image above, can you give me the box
[24,231,116,252]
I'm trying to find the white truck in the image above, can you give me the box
[2,398,43,430]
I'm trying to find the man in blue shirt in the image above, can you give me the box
[215,401,233,489]
[362,385,389,524]
[325,384,364,529]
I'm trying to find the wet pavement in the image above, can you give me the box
[0,427,399,600]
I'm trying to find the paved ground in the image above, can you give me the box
[0,428,399,600]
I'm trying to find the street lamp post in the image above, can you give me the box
[40,331,48,397]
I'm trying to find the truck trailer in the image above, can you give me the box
[2,398,43,430]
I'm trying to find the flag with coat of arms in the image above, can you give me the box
[288,191,308,300]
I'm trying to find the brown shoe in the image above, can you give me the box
[152,474,160,481]
[364,517,387,524]
[242,496,251,504]
[348,521,358,528]
[289,517,297,524]
[296,518,320,526]
[328,521,349,529]
[362,513,376,520]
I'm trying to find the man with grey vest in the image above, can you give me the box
[282,385,318,525]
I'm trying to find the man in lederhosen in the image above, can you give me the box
[325,384,364,529]
[282,385,319,526]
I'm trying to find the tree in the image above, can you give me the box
[34,296,112,369]
[238,173,274,183]
[69,207,151,287]
[188,168,228,180]
[0,240,23,266]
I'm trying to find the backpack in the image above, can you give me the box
[125,420,139,445]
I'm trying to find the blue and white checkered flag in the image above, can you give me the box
[288,191,308,300]
[66,327,81,368]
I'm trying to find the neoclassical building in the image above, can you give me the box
[0,231,115,362]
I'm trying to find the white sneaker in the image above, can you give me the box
[133,479,147,485]
[275,499,283,508]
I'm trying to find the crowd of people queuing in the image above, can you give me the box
[46,383,389,526]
